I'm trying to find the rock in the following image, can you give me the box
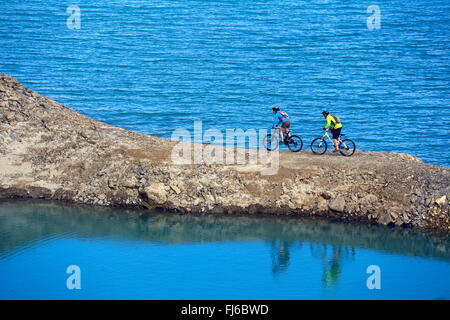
[15,113,24,122]
[145,184,167,205]
[170,184,181,195]
[320,191,332,200]
[123,176,138,188]
[5,112,15,121]
[317,198,328,211]
[389,207,401,220]
[137,165,146,175]
[97,169,107,177]
[329,196,345,213]
[108,179,118,190]
[378,213,392,226]
[435,195,446,208]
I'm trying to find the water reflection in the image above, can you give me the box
[310,244,356,288]
[270,240,296,276]
[269,238,357,289]
[0,199,449,268]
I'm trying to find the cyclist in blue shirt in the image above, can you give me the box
[272,106,291,144]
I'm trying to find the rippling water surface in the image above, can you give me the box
[0,200,449,299]
[0,0,449,165]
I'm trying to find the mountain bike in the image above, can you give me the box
[263,128,303,152]
[310,129,356,156]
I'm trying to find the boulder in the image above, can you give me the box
[329,196,345,213]
[145,184,167,205]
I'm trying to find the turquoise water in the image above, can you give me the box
[0,200,449,299]
[0,1,449,165]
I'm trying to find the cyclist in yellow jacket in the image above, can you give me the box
[322,111,342,152]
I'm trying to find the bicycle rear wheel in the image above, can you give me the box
[287,135,303,152]
[311,138,327,155]
[339,139,356,156]
[263,133,279,151]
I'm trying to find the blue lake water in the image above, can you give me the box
[0,0,449,165]
[0,200,449,300]
[1,1,449,300]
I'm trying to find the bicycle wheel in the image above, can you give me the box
[311,138,327,155]
[339,139,356,156]
[287,135,303,152]
[262,134,279,151]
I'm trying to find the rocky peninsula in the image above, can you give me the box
[0,73,448,232]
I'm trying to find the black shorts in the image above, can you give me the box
[330,127,341,139]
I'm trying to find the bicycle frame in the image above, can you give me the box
[320,130,337,145]
[311,129,354,156]
[319,130,349,149]
[270,128,290,141]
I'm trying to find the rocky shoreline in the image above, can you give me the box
[0,73,449,233]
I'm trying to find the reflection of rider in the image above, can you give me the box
[322,111,342,152]
[271,240,291,276]
[272,106,291,144]
[323,247,342,287]
[309,244,354,288]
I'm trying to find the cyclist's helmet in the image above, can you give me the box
[272,106,280,112]
[322,111,329,116]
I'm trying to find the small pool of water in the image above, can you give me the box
[0,200,449,299]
